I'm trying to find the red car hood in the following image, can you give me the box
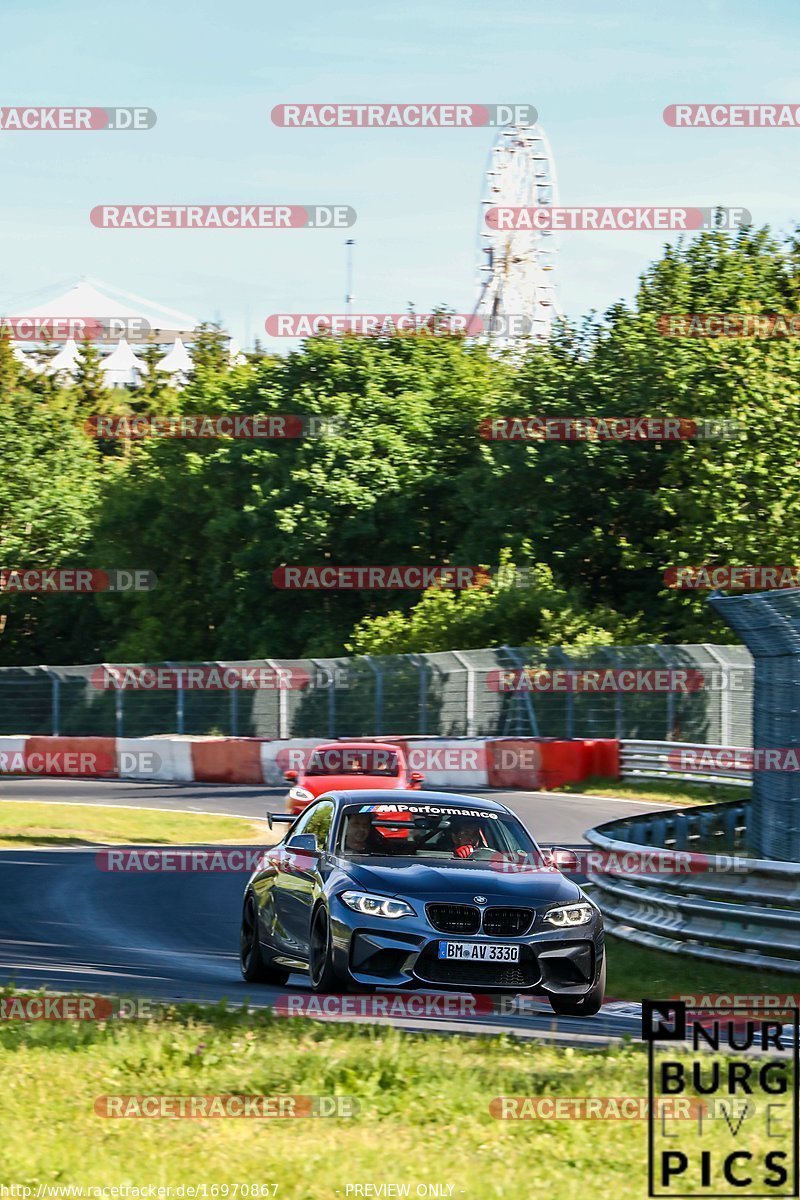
[303,775,405,795]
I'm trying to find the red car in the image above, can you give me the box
[284,741,424,815]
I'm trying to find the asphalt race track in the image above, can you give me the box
[0,779,669,1045]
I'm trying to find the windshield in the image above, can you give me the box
[336,802,543,862]
[305,747,400,777]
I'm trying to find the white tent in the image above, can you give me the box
[228,338,247,365]
[101,338,145,388]
[9,339,37,371]
[155,337,192,385]
[7,279,198,343]
[47,338,80,378]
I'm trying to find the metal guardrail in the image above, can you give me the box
[620,739,751,787]
[586,800,800,974]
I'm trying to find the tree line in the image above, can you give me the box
[2,225,800,665]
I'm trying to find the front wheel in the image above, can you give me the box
[239,893,290,985]
[549,956,606,1017]
[309,906,348,993]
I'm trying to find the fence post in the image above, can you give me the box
[41,667,60,736]
[265,660,288,739]
[451,651,476,737]
[363,657,383,734]
[413,654,428,735]
[703,644,732,745]
[310,660,336,738]
[652,644,675,739]
[165,662,184,735]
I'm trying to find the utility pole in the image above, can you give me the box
[345,239,355,316]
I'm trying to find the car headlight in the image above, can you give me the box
[340,890,415,919]
[544,902,594,928]
[289,786,313,802]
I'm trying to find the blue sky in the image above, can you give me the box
[1,0,798,348]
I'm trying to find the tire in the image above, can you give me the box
[309,906,348,993]
[239,893,290,985]
[549,956,606,1017]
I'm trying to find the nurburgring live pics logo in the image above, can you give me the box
[91,205,356,229]
[0,107,156,130]
[484,206,751,232]
[642,999,798,1196]
[271,103,537,128]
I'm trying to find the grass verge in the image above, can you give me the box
[606,933,800,999]
[0,1000,775,1198]
[553,776,748,807]
[0,800,272,847]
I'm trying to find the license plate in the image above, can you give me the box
[437,941,520,962]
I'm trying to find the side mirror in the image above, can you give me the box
[286,833,318,853]
[545,847,579,872]
[409,772,425,787]
[284,769,299,784]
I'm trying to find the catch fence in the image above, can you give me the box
[0,644,752,744]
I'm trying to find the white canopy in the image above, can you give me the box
[47,338,80,377]
[9,339,33,368]
[155,337,192,382]
[228,338,247,365]
[7,279,198,343]
[101,338,145,387]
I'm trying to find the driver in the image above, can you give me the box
[343,812,373,853]
[450,817,483,859]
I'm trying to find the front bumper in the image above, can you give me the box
[329,896,604,995]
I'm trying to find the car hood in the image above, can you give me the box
[337,858,582,905]
[304,775,403,794]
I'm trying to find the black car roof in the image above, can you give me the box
[326,789,513,815]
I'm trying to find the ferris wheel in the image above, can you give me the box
[472,124,560,349]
